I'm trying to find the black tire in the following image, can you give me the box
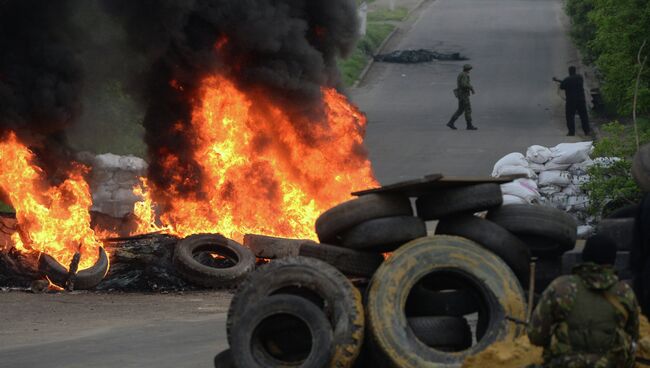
[405,284,478,317]
[229,294,333,368]
[227,257,364,368]
[244,234,311,259]
[38,247,109,290]
[298,242,384,278]
[173,234,255,288]
[366,236,527,367]
[436,215,531,284]
[487,204,577,258]
[597,218,636,251]
[339,216,427,251]
[214,349,234,368]
[415,184,503,221]
[407,316,473,350]
[315,194,413,244]
[632,143,650,192]
[606,204,640,219]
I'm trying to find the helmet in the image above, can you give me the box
[463,64,473,71]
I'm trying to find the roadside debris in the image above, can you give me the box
[374,49,468,63]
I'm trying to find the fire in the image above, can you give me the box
[140,75,377,241]
[0,133,103,270]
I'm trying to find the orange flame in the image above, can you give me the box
[0,133,103,270]
[138,75,377,241]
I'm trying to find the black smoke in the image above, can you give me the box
[103,0,360,198]
[0,1,83,177]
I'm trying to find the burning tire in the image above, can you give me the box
[227,257,364,368]
[298,242,384,278]
[243,234,308,259]
[632,143,650,192]
[408,316,472,350]
[173,234,255,288]
[436,215,531,284]
[229,294,334,368]
[487,204,578,258]
[315,194,413,244]
[415,184,502,221]
[365,236,527,367]
[405,284,478,317]
[338,216,427,252]
[39,246,109,290]
[214,349,234,368]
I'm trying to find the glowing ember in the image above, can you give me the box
[0,132,103,270]
[139,75,377,241]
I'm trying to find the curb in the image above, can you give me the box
[351,0,431,88]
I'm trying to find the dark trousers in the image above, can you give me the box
[566,101,590,134]
[448,96,472,126]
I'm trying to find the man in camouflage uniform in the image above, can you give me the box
[528,234,640,368]
[446,64,477,130]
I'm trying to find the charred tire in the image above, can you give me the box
[405,285,478,317]
[298,242,384,278]
[415,184,503,221]
[436,216,531,285]
[407,317,472,350]
[487,204,578,258]
[244,234,311,259]
[39,247,109,290]
[229,294,333,368]
[227,257,364,368]
[366,236,527,368]
[173,234,255,288]
[214,349,234,368]
[597,218,636,251]
[315,194,413,244]
[339,216,427,252]
[632,143,650,192]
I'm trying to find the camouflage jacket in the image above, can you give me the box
[527,263,640,368]
[456,72,474,96]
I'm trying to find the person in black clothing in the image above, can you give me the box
[631,194,650,315]
[553,66,591,136]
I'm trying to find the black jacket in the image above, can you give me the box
[560,74,586,104]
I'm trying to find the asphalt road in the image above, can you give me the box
[352,0,584,184]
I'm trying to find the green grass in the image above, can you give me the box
[339,22,396,86]
[367,7,408,22]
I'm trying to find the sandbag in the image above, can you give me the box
[569,159,594,176]
[542,162,572,172]
[526,145,552,164]
[538,170,572,187]
[492,153,529,176]
[571,175,590,186]
[500,179,540,204]
[549,142,593,165]
[538,185,562,196]
[503,194,528,206]
[561,184,582,196]
[495,165,537,179]
[529,162,546,173]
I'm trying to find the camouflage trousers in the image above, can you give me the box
[448,95,472,126]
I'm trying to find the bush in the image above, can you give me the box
[583,120,650,216]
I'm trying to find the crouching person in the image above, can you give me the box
[528,235,640,368]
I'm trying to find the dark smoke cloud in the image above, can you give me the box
[104,0,360,196]
[0,0,83,177]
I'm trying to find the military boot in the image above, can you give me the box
[467,124,478,130]
[446,122,457,130]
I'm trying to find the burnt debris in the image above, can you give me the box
[374,49,468,64]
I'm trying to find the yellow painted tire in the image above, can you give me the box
[366,236,527,368]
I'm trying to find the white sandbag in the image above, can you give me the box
[501,179,540,203]
[569,159,594,176]
[577,225,594,238]
[567,195,590,211]
[492,153,529,176]
[503,194,528,206]
[562,184,582,196]
[529,162,546,173]
[548,192,570,209]
[495,165,537,178]
[592,157,622,168]
[549,141,594,165]
[542,162,572,172]
[526,145,553,164]
[539,185,562,196]
[113,188,141,202]
[571,175,590,186]
[538,170,572,187]
[118,156,148,172]
[92,186,113,202]
[93,153,122,170]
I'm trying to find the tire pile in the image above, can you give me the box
[213,178,580,368]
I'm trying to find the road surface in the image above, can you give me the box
[353,0,584,184]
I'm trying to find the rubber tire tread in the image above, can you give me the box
[487,204,577,256]
[244,234,312,259]
[405,285,478,317]
[339,216,427,251]
[227,257,364,368]
[173,234,255,288]
[436,215,531,284]
[298,242,384,277]
[632,143,650,192]
[229,294,333,368]
[214,350,234,368]
[597,218,636,251]
[39,247,109,290]
[606,204,640,219]
[415,183,503,221]
[366,236,527,368]
[407,316,472,350]
[316,194,413,244]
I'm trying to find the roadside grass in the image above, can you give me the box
[339,22,396,86]
[368,7,408,22]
